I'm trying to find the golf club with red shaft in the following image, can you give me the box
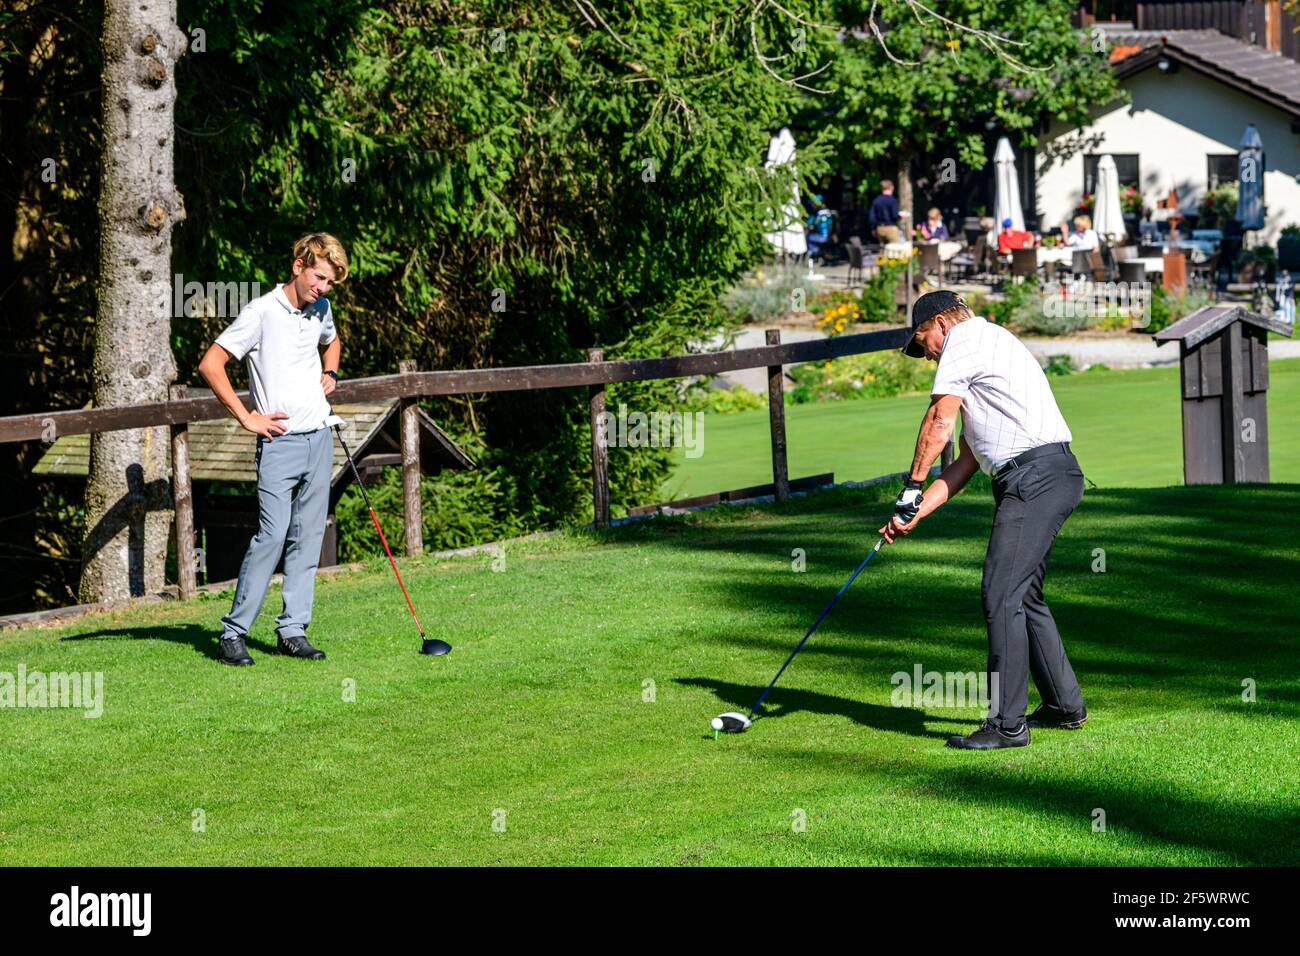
[327,412,450,656]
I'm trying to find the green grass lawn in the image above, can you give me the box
[664,357,1300,500]
[2,480,1297,865]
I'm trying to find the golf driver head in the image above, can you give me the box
[421,638,452,656]
[710,712,752,734]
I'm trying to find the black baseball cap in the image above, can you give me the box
[901,290,967,358]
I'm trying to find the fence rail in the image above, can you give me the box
[0,328,908,443]
[6,323,939,605]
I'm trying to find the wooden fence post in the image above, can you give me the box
[398,359,423,556]
[169,383,197,600]
[766,329,790,502]
[588,348,610,527]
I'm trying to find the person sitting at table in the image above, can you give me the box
[919,208,949,241]
[1060,214,1100,252]
[997,217,1035,255]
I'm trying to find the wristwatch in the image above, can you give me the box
[324,370,339,381]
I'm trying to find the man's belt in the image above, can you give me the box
[994,442,1071,479]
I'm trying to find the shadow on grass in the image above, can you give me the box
[60,624,277,660]
[675,677,969,740]
[922,765,1300,866]
[633,484,1300,714]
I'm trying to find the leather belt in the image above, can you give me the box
[994,442,1071,479]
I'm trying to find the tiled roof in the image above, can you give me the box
[1100,26,1300,116]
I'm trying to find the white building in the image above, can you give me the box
[1036,28,1300,244]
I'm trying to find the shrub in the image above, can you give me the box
[788,350,935,404]
[684,382,766,414]
[721,264,811,324]
[859,253,912,324]
[1146,285,1212,334]
[1043,354,1076,376]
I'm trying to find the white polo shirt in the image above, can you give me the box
[930,315,1072,474]
[215,284,337,434]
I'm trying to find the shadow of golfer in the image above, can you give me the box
[61,623,277,660]
[675,677,962,740]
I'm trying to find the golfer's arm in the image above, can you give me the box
[914,434,979,522]
[320,335,341,375]
[907,394,962,481]
[197,343,252,426]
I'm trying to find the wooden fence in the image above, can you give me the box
[2,325,943,601]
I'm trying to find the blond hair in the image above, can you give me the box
[291,232,349,282]
[1073,214,1092,231]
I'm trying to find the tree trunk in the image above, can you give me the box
[898,152,915,240]
[79,2,187,603]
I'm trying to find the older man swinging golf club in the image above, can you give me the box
[880,290,1088,750]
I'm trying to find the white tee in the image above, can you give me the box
[215,283,337,434]
[930,315,1072,474]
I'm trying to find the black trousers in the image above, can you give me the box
[984,448,1085,730]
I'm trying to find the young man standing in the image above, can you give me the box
[198,233,348,665]
[880,291,1087,750]
[868,180,902,244]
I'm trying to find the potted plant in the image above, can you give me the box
[1198,182,1238,231]
[1277,224,1300,273]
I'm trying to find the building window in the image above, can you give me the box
[1208,154,1238,190]
[1083,154,1140,196]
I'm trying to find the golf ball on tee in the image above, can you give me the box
[710,717,724,731]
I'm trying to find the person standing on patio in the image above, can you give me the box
[869,180,901,243]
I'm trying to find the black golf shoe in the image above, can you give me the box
[946,719,1029,750]
[1026,703,1088,730]
[217,636,254,666]
[277,635,326,660]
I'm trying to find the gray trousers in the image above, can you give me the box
[984,448,1085,730]
[220,427,333,641]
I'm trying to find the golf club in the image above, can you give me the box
[327,411,451,656]
[712,536,885,734]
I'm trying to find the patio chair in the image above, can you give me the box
[918,241,943,284]
[1118,260,1146,285]
[1010,247,1039,283]
[846,238,865,288]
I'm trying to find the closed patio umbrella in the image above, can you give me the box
[993,137,1024,234]
[1093,155,1125,242]
[1237,123,1265,232]
[764,127,807,258]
